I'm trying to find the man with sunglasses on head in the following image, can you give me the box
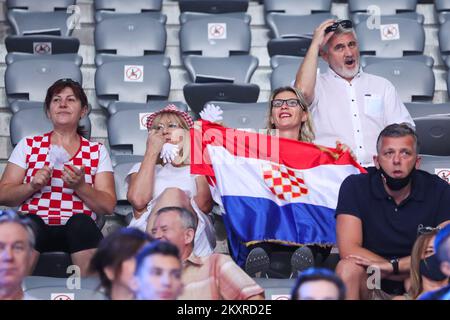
[294,19,414,167]
[335,124,450,299]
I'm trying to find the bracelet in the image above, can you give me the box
[390,258,399,275]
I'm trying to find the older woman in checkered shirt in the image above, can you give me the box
[0,79,116,276]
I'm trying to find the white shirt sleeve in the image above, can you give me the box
[125,162,142,185]
[8,137,28,169]
[383,80,415,128]
[97,144,114,173]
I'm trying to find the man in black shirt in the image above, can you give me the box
[335,123,450,299]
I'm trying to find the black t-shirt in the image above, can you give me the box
[336,168,450,258]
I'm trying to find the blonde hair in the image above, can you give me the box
[409,230,439,299]
[150,113,191,166]
[266,86,315,142]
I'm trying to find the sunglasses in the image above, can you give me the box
[271,99,306,110]
[325,20,353,34]
[417,224,440,237]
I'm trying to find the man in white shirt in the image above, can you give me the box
[294,19,414,167]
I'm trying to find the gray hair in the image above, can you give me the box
[155,206,197,231]
[0,210,35,248]
[322,25,358,53]
[376,123,419,154]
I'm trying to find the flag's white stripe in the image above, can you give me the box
[208,145,360,209]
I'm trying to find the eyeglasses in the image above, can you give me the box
[152,123,181,131]
[271,99,305,110]
[325,20,353,34]
[417,224,440,237]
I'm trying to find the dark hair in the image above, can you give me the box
[435,224,450,263]
[291,268,346,300]
[44,78,89,138]
[156,206,197,231]
[89,227,152,298]
[135,240,181,275]
[376,123,419,154]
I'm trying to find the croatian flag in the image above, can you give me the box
[191,121,366,265]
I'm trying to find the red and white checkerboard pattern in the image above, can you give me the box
[262,163,308,201]
[19,133,99,225]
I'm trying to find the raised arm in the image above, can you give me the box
[294,19,335,105]
[127,129,165,210]
[0,163,52,207]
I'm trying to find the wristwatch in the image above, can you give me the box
[390,258,399,275]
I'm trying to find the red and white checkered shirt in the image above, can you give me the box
[19,132,100,225]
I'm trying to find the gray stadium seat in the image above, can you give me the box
[23,276,101,291]
[6,0,78,51]
[355,16,424,57]
[348,0,418,14]
[5,55,83,110]
[362,58,434,102]
[253,278,296,300]
[5,52,82,65]
[31,252,73,278]
[404,102,450,118]
[436,0,450,12]
[264,0,332,15]
[179,0,249,13]
[7,0,76,37]
[94,13,167,58]
[180,16,251,57]
[414,116,450,156]
[179,12,251,25]
[206,101,267,130]
[107,103,187,156]
[24,286,106,300]
[438,13,450,61]
[419,155,450,182]
[270,56,328,90]
[266,13,335,39]
[6,0,75,11]
[184,55,258,83]
[112,157,146,217]
[5,35,79,55]
[10,107,91,146]
[94,0,162,13]
[267,37,313,58]
[95,57,171,109]
[107,100,188,115]
[348,0,421,23]
[180,15,259,113]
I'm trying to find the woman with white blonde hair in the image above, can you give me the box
[126,105,216,257]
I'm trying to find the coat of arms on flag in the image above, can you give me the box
[262,163,308,201]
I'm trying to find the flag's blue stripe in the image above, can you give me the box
[221,195,336,250]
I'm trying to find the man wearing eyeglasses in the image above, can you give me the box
[294,19,414,167]
[0,210,36,300]
[334,124,450,299]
